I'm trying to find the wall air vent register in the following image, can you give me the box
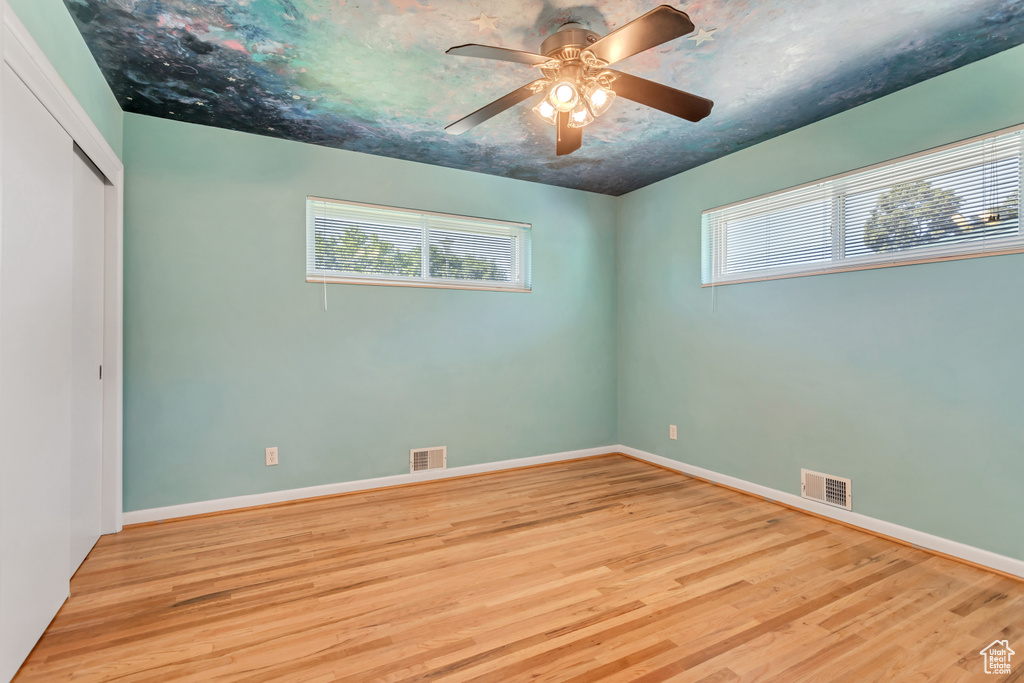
[411,447,447,473]
[801,469,852,510]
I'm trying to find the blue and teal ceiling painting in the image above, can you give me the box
[65,0,1024,195]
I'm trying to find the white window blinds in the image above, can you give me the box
[307,197,531,291]
[702,126,1023,285]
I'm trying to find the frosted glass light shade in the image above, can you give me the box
[532,99,558,125]
[568,101,594,128]
[585,84,616,117]
[548,81,579,112]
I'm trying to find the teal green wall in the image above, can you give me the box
[122,113,618,511]
[617,43,1024,560]
[7,0,122,156]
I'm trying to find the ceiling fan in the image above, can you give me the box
[444,5,714,156]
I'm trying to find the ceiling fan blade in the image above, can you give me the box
[556,110,582,156]
[584,6,695,66]
[609,70,713,122]
[446,44,551,66]
[445,80,545,135]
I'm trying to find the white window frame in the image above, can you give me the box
[702,123,1024,286]
[306,196,532,292]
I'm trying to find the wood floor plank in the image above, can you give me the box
[13,455,1023,682]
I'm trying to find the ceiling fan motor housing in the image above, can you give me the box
[540,23,601,57]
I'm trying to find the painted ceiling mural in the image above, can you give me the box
[66,0,1024,195]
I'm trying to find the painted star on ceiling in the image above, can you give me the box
[688,27,716,46]
[470,13,498,32]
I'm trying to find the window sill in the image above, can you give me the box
[701,244,1024,287]
[307,276,531,293]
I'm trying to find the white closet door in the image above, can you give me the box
[0,65,74,682]
[69,148,105,576]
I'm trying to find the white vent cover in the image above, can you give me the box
[410,446,446,473]
[801,469,852,510]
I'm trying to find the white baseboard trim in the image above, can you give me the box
[123,445,617,525]
[618,446,1024,579]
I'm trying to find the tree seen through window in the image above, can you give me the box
[863,177,1019,253]
[315,225,508,281]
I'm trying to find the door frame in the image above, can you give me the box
[1,2,124,533]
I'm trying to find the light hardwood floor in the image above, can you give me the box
[15,455,1023,682]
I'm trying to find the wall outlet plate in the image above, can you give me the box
[669,425,677,440]
[265,446,278,466]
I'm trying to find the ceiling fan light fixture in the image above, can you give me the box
[548,80,579,111]
[532,99,558,125]
[444,6,714,155]
[568,101,594,128]
[585,83,616,117]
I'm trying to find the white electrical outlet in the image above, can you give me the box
[265,447,279,466]
[669,425,677,440]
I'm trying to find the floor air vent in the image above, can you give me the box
[410,446,446,473]
[801,469,852,510]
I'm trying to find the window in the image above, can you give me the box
[307,197,531,292]
[702,126,1022,285]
